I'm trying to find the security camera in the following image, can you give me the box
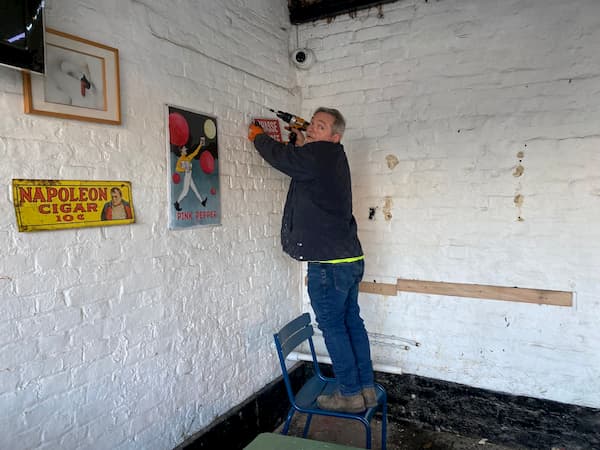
[291,48,315,70]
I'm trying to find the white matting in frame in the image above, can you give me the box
[22,28,121,125]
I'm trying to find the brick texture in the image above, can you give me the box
[296,0,600,411]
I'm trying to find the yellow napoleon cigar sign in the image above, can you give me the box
[12,179,135,232]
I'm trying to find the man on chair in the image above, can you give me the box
[249,107,377,413]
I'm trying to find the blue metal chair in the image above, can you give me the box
[273,313,387,450]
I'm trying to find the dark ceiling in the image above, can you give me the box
[289,0,400,24]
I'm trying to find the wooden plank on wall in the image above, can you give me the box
[359,281,398,296]
[396,279,573,307]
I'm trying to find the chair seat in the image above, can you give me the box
[294,375,334,409]
[295,375,384,422]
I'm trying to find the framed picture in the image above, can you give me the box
[22,28,121,125]
[166,105,221,229]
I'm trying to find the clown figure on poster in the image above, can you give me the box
[174,136,207,211]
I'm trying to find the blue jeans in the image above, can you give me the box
[307,259,374,396]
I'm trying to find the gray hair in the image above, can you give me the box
[314,107,346,137]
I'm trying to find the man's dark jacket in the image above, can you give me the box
[253,133,363,261]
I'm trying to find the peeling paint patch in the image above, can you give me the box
[513,150,525,177]
[513,164,524,177]
[383,196,393,221]
[514,149,525,221]
[385,154,399,169]
[514,194,524,207]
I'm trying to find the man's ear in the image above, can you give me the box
[332,133,341,143]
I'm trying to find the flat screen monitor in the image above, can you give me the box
[0,0,45,74]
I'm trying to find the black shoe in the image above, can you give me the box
[201,198,207,207]
[174,201,182,211]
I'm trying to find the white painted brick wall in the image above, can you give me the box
[297,0,600,408]
[0,0,303,449]
[2,0,600,448]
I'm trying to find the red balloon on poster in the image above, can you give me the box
[172,173,181,184]
[169,112,189,146]
[200,151,215,174]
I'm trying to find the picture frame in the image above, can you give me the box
[22,28,121,125]
[166,105,221,230]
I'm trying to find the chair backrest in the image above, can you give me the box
[273,313,321,400]
[275,313,313,359]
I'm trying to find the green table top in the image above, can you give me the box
[244,433,364,450]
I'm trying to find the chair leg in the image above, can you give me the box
[281,407,295,435]
[381,399,388,450]
[350,416,372,450]
[365,423,372,449]
[302,413,313,438]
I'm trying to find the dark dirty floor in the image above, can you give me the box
[278,414,531,450]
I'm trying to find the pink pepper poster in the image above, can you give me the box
[166,105,220,229]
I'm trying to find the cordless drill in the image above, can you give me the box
[268,108,309,144]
